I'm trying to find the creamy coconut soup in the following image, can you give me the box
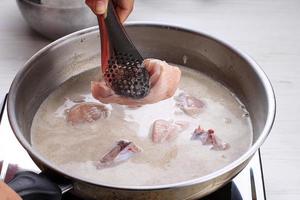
[31,66,252,186]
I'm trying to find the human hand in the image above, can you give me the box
[0,181,22,200]
[85,0,134,23]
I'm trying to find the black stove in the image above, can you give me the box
[0,94,266,200]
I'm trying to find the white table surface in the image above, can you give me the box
[1,0,299,199]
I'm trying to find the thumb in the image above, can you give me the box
[86,0,108,15]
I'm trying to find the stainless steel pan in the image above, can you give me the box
[7,23,276,200]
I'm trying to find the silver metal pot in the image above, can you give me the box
[16,0,98,40]
[7,23,276,199]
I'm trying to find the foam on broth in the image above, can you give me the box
[31,66,252,186]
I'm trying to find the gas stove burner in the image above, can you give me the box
[61,182,243,200]
[201,182,242,200]
[0,94,266,200]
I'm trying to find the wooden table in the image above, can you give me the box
[0,0,299,199]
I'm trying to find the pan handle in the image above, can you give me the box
[8,171,67,200]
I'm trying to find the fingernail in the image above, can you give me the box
[95,0,106,14]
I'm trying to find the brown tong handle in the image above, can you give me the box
[98,15,110,73]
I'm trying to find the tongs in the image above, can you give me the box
[97,1,150,99]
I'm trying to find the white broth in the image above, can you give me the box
[31,66,252,186]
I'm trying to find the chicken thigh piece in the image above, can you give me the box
[152,119,189,143]
[66,102,110,125]
[91,59,181,106]
[174,93,205,117]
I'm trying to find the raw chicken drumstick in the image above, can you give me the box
[95,140,142,168]
[191,126,229,151]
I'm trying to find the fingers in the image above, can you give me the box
[86,0,134,22]
[0,181,22,200]
[86,0,108,15]
[114,0,134,23]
